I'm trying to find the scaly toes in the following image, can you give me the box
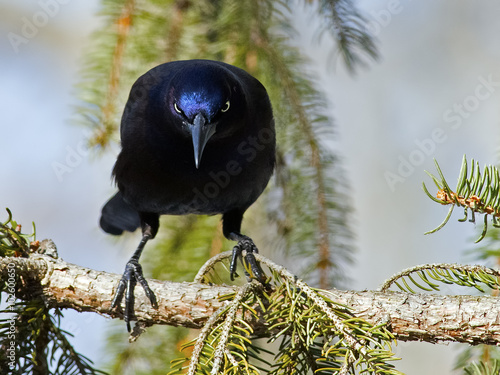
[230,237,266,283]
[112,260,158,332]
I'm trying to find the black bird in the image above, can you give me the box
[100,59,276,331]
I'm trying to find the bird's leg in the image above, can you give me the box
[228,232,266,283]
[112,228,158,332]
[223,210,266,283]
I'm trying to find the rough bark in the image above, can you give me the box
[1,254,500,345]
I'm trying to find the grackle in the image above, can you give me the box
[99,59,276,331]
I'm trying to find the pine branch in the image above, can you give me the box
[0,213,104,374]
[313,0,379,72]
[378,263,500,294]
[163,0,190,61]
[2,253,500,346]
[423,156,500,242]
[255,28,333,289]
[98,0,135,147]
[464,360,500,375]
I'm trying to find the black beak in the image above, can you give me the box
[191,113,215,169]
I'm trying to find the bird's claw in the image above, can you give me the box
[229,236,266,283]
[112,259,158,332]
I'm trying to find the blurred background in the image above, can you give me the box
[1,0,500,373]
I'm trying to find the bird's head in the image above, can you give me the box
[167,63,244,168]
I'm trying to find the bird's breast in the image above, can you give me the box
[116,136,274,216]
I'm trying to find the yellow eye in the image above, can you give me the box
[221,100,230,113]
[174,102,182,114]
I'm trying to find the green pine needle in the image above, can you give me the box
[379,263,500,294]
[0,210,105,375]
[168,253,402,375]
[423,156,500,242]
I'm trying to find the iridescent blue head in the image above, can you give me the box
[168,62,239,168]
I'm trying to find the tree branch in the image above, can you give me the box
[2,254,500,345]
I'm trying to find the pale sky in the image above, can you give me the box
[2,1,500,373]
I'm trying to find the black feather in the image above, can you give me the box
[100,192,140,235]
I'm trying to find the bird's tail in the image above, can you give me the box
[100,192,141,235]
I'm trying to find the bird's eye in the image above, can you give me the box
[173,102,182,114]
[221,100,230,113]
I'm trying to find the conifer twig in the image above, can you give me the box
[424,157,500,242]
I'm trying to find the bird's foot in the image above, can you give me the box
[229,235,266,283]
[112,259,158,332]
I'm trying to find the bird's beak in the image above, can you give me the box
[191,113,215,169]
